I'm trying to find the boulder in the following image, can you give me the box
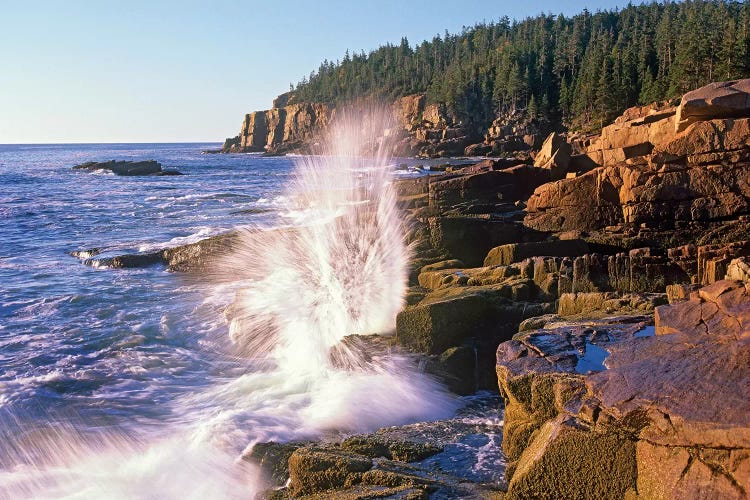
[244,441,308,487]
[428,165,551,211]
[675,78,750,133]
[74,231,242,273]
[656,117,750,162]
[397,286,553,390]
[726,257,750,282]
[396,292,493,354]
[432,346,478,395]
[534,132,572,179]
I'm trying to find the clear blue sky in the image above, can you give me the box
[1,0,635,144]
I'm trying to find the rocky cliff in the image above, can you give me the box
[222,102,334,154]
[221,92,548,157]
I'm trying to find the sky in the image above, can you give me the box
[1,0,635,144]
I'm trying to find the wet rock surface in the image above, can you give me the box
[248,393,506,499]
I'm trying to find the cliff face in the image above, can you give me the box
[222,93,484,156]
[222,102,333,154]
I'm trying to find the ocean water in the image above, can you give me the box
[0,142,499,498]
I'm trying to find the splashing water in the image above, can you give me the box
[0,107,458,498]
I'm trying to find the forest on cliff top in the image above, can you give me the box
[291,0,750,132]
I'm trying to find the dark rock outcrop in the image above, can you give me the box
[72,231,240,272]
[72,160,182,176]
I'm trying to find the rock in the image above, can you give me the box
[655,279,750,337]
[726,257,750,281]
[665,283,698,303]
[593,105,677,167]
[287,447,373,496]
[656,117,750,162]
[496,317,648,494]
[497,281,750,499]
[464,142,492,156]
[675,78,750,133]
[517,314,563,332]
[420,259,465,274]
[508,415,636,500]
[525,157,750,232]
[340,437,442,463]
[393,94,426,130]
[697,240,750,285]
[524,167,623,232]
[394,176,431,197]
[74,231,241,272]
[244,441,308,487]
[72,160,182,176]
[84,251,166,269]
[427,216,544,267]
[429,165,550,212]
[558,292,666,317]
[396,292,495,354]
[434,345,478,395]
[223,102,333,153]
[272,91,293,108]
[397,286,553,390]
[484,240,589,267]
[534,132,572,180]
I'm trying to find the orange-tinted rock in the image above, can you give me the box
[224,103,333,153]
[655,279,750,338]
[534,132,572,180]
[675,78,750,133]
[657,117,750,161]
[498,281,750,498]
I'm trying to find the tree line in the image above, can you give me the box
[290,1,750,132]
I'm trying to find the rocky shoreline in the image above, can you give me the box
[74,79,750,498]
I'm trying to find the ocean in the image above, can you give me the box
[0,143,503,498]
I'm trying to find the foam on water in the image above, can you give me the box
[0,109,458,498]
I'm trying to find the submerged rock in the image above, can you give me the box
[72,160,182,176]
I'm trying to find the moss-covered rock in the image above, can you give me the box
[287,448,373,496]
[507,416,636,500]
[340,436,442,463]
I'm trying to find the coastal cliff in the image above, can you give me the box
[222,102,334,154]
[222,92,545,158]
